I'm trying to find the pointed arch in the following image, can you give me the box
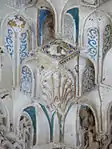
[79,104,98,148]
[1,13,32,62]
[23,106,36,145]
[17,103,51,146]
[63,13,76,44]
[103,24,112,60]
[82,59,95,94]
[83,10,112,84]
[63,7,79,44]
[37,7,55,46]
[18,111,34,148]
[20,65,34,96]
[1,13,32,87]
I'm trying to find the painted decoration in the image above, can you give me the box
[24,106,36,145]
[39,104,53,141]
[103,25,112,59]
[5,15,30,63]
[41,39,77,59]
[19,32,29,63]
[38,8,55,46]
[20,66,32,95]
[82,63,95,94]
[66,8,79,43]
[63,13,76,44]
[5,28,14,58]
[7,15,26,32]
[87,28,98,61]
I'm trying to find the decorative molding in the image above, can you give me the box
[7,0,38,9]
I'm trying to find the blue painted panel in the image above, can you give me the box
[39,103,53,141]
[19,32,28,63]
[87,28,98,61]
[24,106,36,132]
[5,28,14,58]
[67,8,79,43]
[38,9,51,46]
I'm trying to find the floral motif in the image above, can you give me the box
[82,64,95,94]
[41,70,75,115]
[103,25,112,59]
[19,32,29,63]
[8,15,26,32]
[20,66,32,96]
[5,28,14,58]
[87,28,98,61]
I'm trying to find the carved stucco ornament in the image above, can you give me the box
[7,0,38,9]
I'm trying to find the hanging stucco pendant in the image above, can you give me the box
[7,0,38,9]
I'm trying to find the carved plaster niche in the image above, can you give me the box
[20,59,37,98]
[38,7,55,46]
[18,111,34,148]
[79,105,98,149]
[81,0,109,7]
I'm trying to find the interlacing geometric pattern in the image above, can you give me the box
[5,28,14,58]
[87,28,98,61]
[19,32,29,63]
